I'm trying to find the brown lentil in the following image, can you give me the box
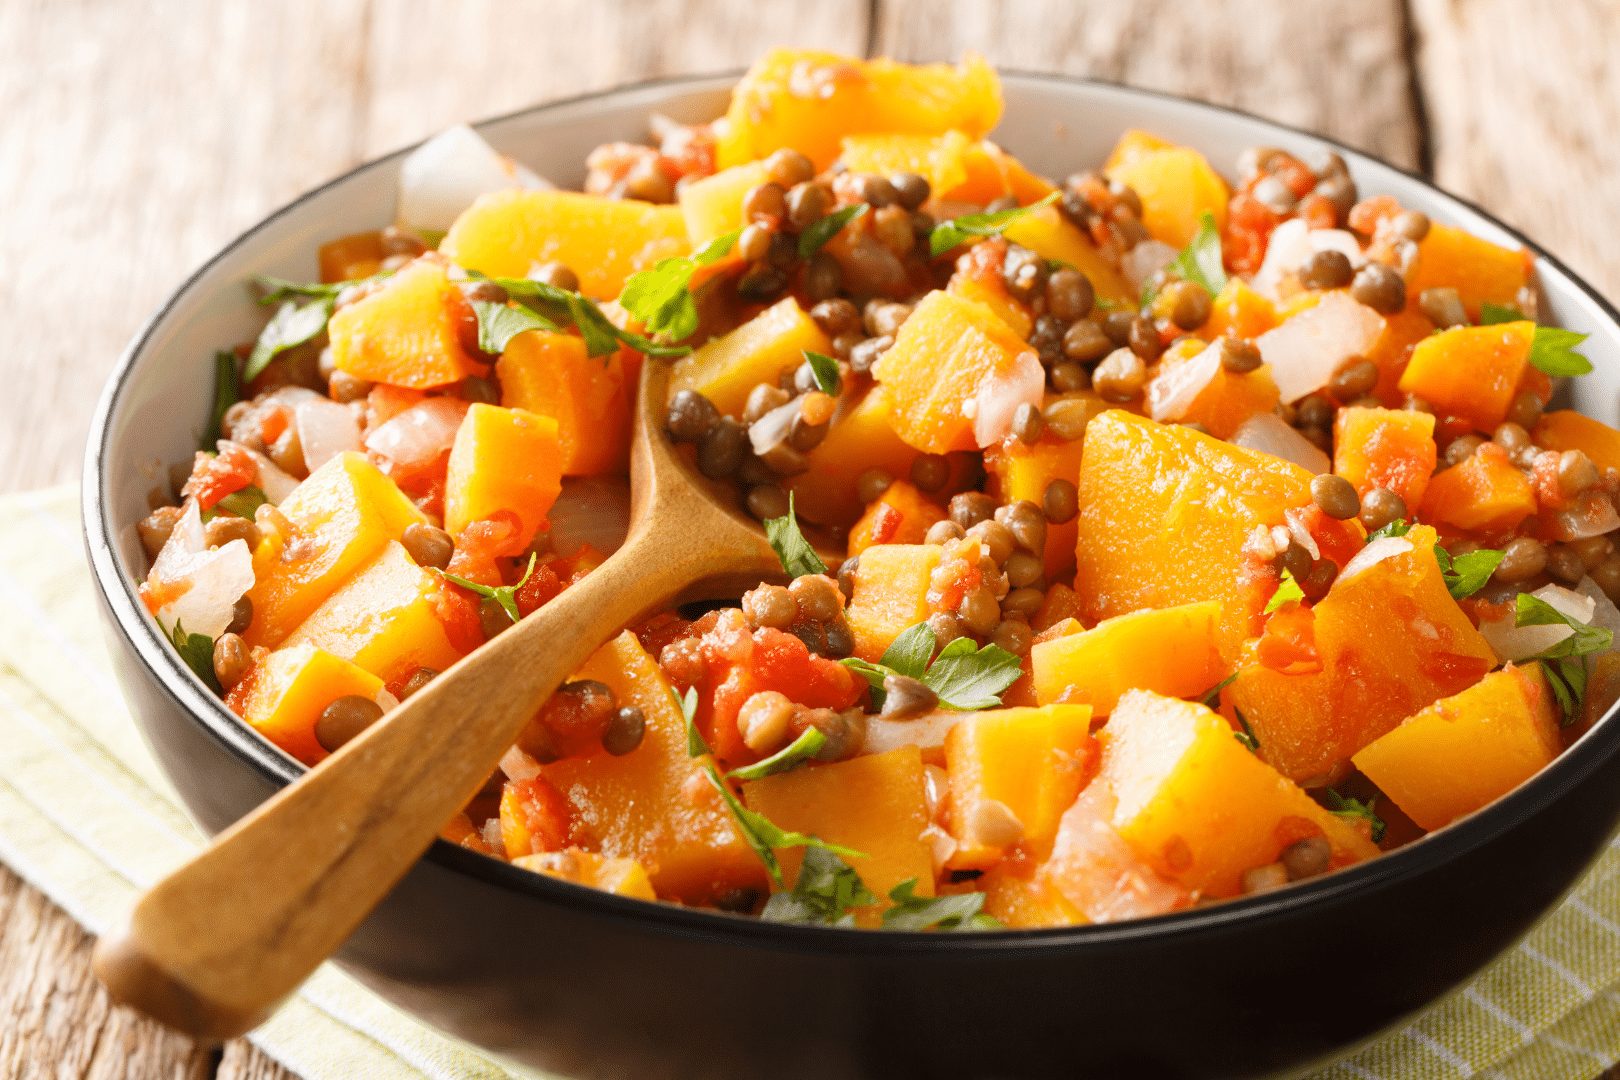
[743,383,790,425]
[786,182,830,232]
[204,515,261,551]
[1101,310,1136,346]
[910,209,935,237]
[1558,450,1601,497]
[1443,434,1485,467]
[1359,488,1408,533]
[848,335,892,373]
[1003,550,1044,589]
[1572,535,1615,570]
[746,484,791,521]
[1591,555,1620,601]
[1281,836,1332,880]
[1043,399,1093,442]
[1299,250,1354,291]
[761,441,809,476]
[736,262,788,302]
[1349,263,1407,314]
[1242,862,1290,894]
[399,667,438,699]
[989,617,1033,655]
[1046,268,1095,322]
[737,222,773,263]
[805,253,842,300]
[480,597,515,640]
[880,674,938,719]
[909,453,950,493]
[1311,474,1361,520]
[856,468,896,505]
[1314,175,1357,221]
[764,148,815,189]
[789,414,829,452]
[226,595,254,636]
[742,182,786,224]
[697,418,748,479]
[810,298,861,337]
[738,691,795,754]
[1299,426,1332,452]
[743,584,798,630]
[315,694,384,753]
[1280,540,1314,582]
[1043,479,1079,524]
[1492,422,1532,455]
[928,610,966,649]
[1546,544,1585,584]
[667,389,722,442]
[966,519,1018,566]
[1217,337,1264,374]
[1163,280,1213,330]
[1012,402,1045,446]
[1296,394,1336,430]
[1506,391,1545,432]
[959,586,1002,634]
[602,706,647,756]
[1299,559,1339,601]
[531,261,579,292]
[1094,348,1148,402]
[889,171,931,210]
[996,501,1047,555]
[1493,537,1548,583]
[1001,587,1045,618]
[1001,245,1049,303]
[837,554,861,601]
[460,375,499,404]
[381,224,427,255]
[823,621,854,659]
[212,633,250,691]
[1328,357,1380,402]
[1050,361,1091,393]
[1404,394,1434,414]
[328,370,372,404]
[736,456,776,487]
[925,519,966,545]
[1418,287,1467,329]
[1127,317,1164,361]
[864,300,910,338]
[1028,315,1066,367]
[850,173,898,208]
[1062,319,1113,363]
[790,575,845,622]
[1392,210,1431,242]
[950,492,998,530]
[1251,175,1298,215]
[402,522,454,570]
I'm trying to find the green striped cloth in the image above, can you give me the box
[1,485,1614,1080]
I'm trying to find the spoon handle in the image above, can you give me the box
[92,524,676,1042]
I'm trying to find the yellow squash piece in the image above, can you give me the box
[1001,206,1135,307]
[234,644,383,767]
[669,296,832,420]
[327,257,481,389]
[1031,601,1224,716]
[1104,132,1229,249]
[1404,222,1532,321]
[243,452,427,650]
[443,403,562,545]
[1398,321,1534,434]
[979,863,1087,928]
[844,544,943,662]
[786,386,922,527]
[512,849,659,902]
[838,130,974,203]
[678,161,769,247]
[441,189,690,301]
[1102,690,1381,898]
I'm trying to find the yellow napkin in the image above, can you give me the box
[1,485,1614,1080]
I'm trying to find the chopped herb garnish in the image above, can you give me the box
[928,192,1059,257]
[213,486,268,521]
[439,552,537,625]
[1142,210,1227,306]
[169,619,221,694]
[701,761,864,887]
[472,299,559,354]
[1200,671,1238,710]
[802,350,842,396]
[202,351,241,450]
[879,623,935,680]
[251,272,391,305]
[727,726,828,781]
[764,492,829,579]
[1264,569,1305,614]
[1528,326,1593,377]
[1324,789,1386,843]
[882,879,1003,931]
[1434,544,1504,600]
[800,203,869,259]
[759,847,877,926]
[842,627,1022,712]
[1364,518,1413,543]
[244,298,332,382]
[677,686,708,756]
[1540,657,1590,728]
[1478,302,1521,325]
[1515,593,1614,659]
[618,228,741,344]
[475,272,689,358]
[1232,707,1260,753]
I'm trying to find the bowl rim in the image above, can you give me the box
[83,67,1620,956]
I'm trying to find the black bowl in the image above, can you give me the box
[84,72,1620,1080]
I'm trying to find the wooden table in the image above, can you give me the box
[3,1,1617,1076]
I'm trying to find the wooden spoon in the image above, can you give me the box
[93,360,832,1041]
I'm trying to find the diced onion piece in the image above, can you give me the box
[748,399,800,456]
[500,745,542,782]
[1549,491,1620,542]
[397,123,553,234]
[1045,781,1187,923]
[1229,412,1331,475]
[922,823,958,876]
[972,349,1044,448]
[861,710,965,757]
[151,502,256,641]
[1337,536,1413,586]
[1148,340,1223,422]
[364,397,470,476]
[1120,240,1178,290]
[548,476,632,558]
[1256,291,1385,403]
[1477,583,1596,663]
[294,397,363,473]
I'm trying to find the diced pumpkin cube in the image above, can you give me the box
[985,431,1088,577]
[443,403,562,546]
[839,130,973,203]
[677,161,769,247]
[513,849,659,902]
[327,257,481,389]
[1101,690,1381,897]
[1031,601,1224,716]
[1352,664,1559,831]
[244,452,427,649]
[947,272,1034,340]
[848,480,946,557]
[871,290,1040,454]
[785,386,922,527]
[742,746,935,925]
[1535,410,1620,473]
[497,330,630,477]
[1104,136,1229,249]
[540,631,765,902]
[1103,129,1176,172]
[943,706,1096,868]
[1001,206,1134,307]
[1420,441,1536,532]
[232,644,383,766]
[441,189,690,300]
[1332,406,1438,508]
[1366,308,1436,405]
[318,231,383,283]
[845,544,942,662]
[715,50,1002,172]
[1398,321,1535,433]
[1404,222,1532,321]
[1226,525,1497,783]
[1203,278,1279,341]
[669,296,832,421]
[281,540,465,684]
[979,863,1086,928]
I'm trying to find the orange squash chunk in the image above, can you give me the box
[243,452,427,649]
[743,746,935,925]
[512,849,659,901]
[1031,601,1224,716]
[318,231,383,283]
[715,50,1002,172]
[947,272,1034,340]
[233,644,383,766]
[980,863,1086,928]
[441,189,689,300]
[1104,133,1229,248]
[1366,308,1435,405]
[1535,410,1620,473]
[669,296,832,421]
[1225,525,1496,783]
[1148,341,1281,439]
[985,429,1089,577]
[540,631,765,902]
[1101,690,1381,897]
[677,161,769,246]
[848,480,946,557]
[280,541,465,684]
[1420,442,1536,532]
[1001,206,1134,307]
[1333,406,1438,508]
[871,290,1040,454]
[327,257,481,389]
[497,331,630,477]
[845,544,942,662]
[943,706,1096,869]
[1204,278,1279,341]
[1404,222,1532,321]
[1398,321,1535,433]
[443,404,562,545]
[981,142,1059,206]
[1353,664,1558,832]
[785,386,922,527]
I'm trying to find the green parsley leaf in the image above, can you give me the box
[1232,707,1260,753]
[802,350,842,396]
[921,637,1023,711]
[800,203,870,259]
[476,273,691,358]
[1142,211,1227,306]
[202,351,241,450]
[1364,518,1413,543]
[1264,569,1305,614]
[440,552,538,625]
[928,192,1060,258]
[701,762,865,887]
[678,686,708,757]
[214,486,267,521]
[1434,544,1505,600]
[1514,593,1614,659]
[1528,326,1593,377]
[1200,671,1238,710]
[764,492,829,579]
[1540,657,1590,728]
[472,299,559,355]
[879,622,936,681]
[1324,789,1386,843]
[759,846,877,926]
[1478,302,1522,325]
[882,879,1003,931]
[244,298,332,382]
[251,272,391,305]
[727,726,828,781]
[169,618,222,694]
